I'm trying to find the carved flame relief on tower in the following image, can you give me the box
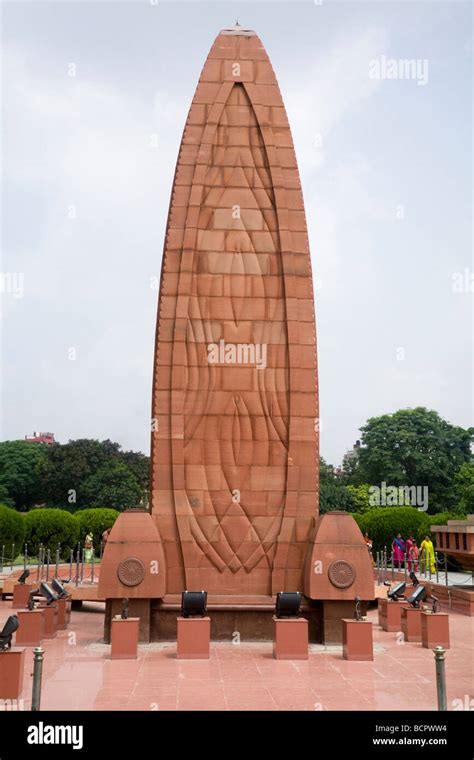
[181,83,289,574]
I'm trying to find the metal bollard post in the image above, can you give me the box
[404,552,408,582]
[11,543,15,572]
[69,549,73,582]
[80,548,84,583]
[433,646,447,711]
[31,647,44,711]
[46,549,50,582]
[41,545,45,580]
[24,544,28,571]
[55,544,60,579]
[75,543,80,587]
[391,551,394,581]
[435,552,439,584]
[91,551,95,584]
[36,546,42,582]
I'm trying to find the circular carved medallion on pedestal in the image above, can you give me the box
[328,560,356,589]
[117,558,145,587]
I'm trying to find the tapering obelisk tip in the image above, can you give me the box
[220,22,256,37]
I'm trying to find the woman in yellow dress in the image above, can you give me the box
[419,535,436,574]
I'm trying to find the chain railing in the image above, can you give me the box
[0,540,103,585]
[375,547,460,587]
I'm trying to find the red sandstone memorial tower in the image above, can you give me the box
[99,25,373,642]
[151,23,319,598]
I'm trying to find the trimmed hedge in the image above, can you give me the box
[24,508,79,558]
[426,512,457,527]
[74,508,119,554]
[0,505,26,557]
[354,507,430,554]
[354,507,461,554]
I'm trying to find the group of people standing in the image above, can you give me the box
[392,533,436,573]
[363,531,436,574]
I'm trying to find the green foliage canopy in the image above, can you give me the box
[0,441,47,509]
[348,408,473,512]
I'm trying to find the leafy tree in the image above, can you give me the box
[341,448,364,485]
[81,462,143,511]
[120,450,150,490]
[348,408,473,512]
[452,462,474,515]
[0,485,15,508]
[37,438,148,509]
[0,441,47,509]
[346,483,372,512]
[319,458,355,513]
[0,504,26,556]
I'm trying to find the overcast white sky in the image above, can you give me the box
[1,0,472,466]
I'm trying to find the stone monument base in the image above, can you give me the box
[102,596,367,645]
[152,596,324,643]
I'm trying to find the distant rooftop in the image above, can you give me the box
[221,23,256,37]
[24,431,55,444]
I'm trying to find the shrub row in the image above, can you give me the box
[0,503,459,562]
[353,507,457,554]
[0,506,119,559]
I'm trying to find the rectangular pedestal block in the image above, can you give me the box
[0,648,25,699]
[43,605,58,639]
[342,619,373,661]
[401,606,423,642]
[15,609,45,647]
[111,618,140,660]
[56,598,69,630]
[379,599,406,632]
[12,584,31,609]
[421,612,450,649]
[177,617,210,659]
[273,617,308,660]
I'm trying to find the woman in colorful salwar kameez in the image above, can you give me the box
[392,533,406,570]
[408,538,419,573]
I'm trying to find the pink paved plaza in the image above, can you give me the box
[1,600,472,711]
